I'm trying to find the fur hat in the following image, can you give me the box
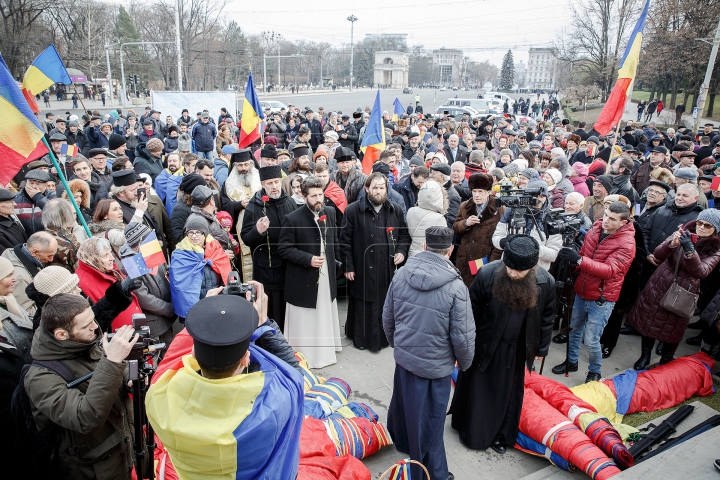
[499,148,514,158]
[468,173,493,191]
[566,133,581,145]
[503,234,540,271]
[33,266,80,296]
[603,194,631,208]
[649,166,675,185]
[259,165,282,181]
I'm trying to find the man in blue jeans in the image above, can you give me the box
[192,112,217,160]
[551,202,636,382]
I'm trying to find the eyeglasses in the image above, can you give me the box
[187,231,205,238]
[696,220,714,229]
[647,189,667,196]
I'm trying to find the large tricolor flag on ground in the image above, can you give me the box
[392,98,404,122]
[22,44,72,114]
[360,90,386,175]
[593,0,651,136]
[238,71,265,149]
[0,54,49,185]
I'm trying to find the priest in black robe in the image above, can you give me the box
[450,234,556,454]
[340,172,409,352]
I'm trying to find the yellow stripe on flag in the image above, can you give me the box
[22,65,55,96]
[0,95,46,156]
[617,33,642,80]
[241,99,260,136]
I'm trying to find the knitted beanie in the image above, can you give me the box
[124,222,151,248]
[697,209,720,233]
[33,266,80,296]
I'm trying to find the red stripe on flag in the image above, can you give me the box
[361,146,382,175]
[0,140,48,185]
[238,126,260,149]
[21,88,40,115]
[593,77,632,137]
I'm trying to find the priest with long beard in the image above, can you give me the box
[450,234,556,455]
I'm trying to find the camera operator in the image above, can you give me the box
[551,201,636,382]
[24,294,139,479]
[492,179,563,271]
[146,281,304,479]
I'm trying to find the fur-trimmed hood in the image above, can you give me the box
[62,178,91,208]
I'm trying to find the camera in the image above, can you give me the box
[494,181,544,209]
[107,314,166,361]
[222,271,256,302]
[544,208,584,239]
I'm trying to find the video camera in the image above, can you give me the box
[544,208,584,247]
[222,271,256,303]
[494,181,545,210]
[107,314,167,361]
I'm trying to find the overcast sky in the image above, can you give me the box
[226,0,573,66]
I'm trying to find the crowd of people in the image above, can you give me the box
[2,97,720,480]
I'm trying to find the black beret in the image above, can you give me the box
[55,117,66,123]
[648,180,671,193]
[334,147,354,162]
[88,148,107,158]
[408,132,420,139]
[185,296,258,368]
[142,118,154,125]
[259,165,282,181]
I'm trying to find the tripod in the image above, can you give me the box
[130,356,158,480]
[554,234,577,376]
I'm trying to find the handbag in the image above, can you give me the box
[659,252,698,318]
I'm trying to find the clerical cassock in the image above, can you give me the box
[340,173,410,352]
[450,235,555,454]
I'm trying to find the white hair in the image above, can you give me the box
[566,192,585,205]
[550,147,565,157]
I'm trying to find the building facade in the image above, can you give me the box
[527,48,557,91]
[432,48,463,88]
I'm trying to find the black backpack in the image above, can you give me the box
[11,360,79,471]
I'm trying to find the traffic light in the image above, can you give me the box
[134,75,139,85]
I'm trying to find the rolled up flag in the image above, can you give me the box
[468,256,488,275]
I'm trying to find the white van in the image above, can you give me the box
[485,92,514,107]
[443,98,489,113]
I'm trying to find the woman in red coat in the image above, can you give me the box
[627,214,720,369]
[76,236,142,331]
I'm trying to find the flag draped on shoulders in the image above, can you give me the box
[593,0,651,136]
[0,53,49,185]
[238,72,265,149]
[169,236,231,317]
[360,90,386,175]
[146,330,304,480]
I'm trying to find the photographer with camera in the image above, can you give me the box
[491,179,563,271]
[24,294,139,479]
[146,282,304,479]
[551,202,636,382]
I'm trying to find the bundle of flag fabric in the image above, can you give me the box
[519,388,621,480]
[120,232,166,278]
[524,372,633,468]
[514,432,575,472]
[169,235,231,317]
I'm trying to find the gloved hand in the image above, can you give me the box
[679,229,695,254]
[557,247,581,264]
[121,277,142,294]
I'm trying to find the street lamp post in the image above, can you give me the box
[174,0,183,91]
[120,41,173,106]
[347,14,358,91]
[264,55,305,95]
[693,17,720,133]
[104,43,119,106]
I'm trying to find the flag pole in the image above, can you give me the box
[72,83,89,114]
[40,137,92,238]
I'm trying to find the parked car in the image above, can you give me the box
[259,101,287,113]
[435,106,481,120]
[403,87,413,94]
[443,98,489,114]
[439,86,447,91]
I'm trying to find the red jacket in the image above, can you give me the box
[76,260,142,330]
[574,220,636,302]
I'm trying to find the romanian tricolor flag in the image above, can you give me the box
[360,90,386,175]
[392,98,404,122]
[238,71,265,149]
[147,329,304,480]
[22,44,72,114]
[0,53,49,185]
[121,232,166,278]
[169,235,231,317]
[468,256,488,276]
[60,143,78,156]
[593,0,651,136]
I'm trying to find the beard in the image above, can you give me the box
[168,165,178,173]
[306,199,323,213]
[239,171,252,187]
[369,191,387,206]
[491,266,538,311]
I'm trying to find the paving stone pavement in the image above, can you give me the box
[320,294,701,479]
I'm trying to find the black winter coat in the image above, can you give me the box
[0,215,28,255]
[170,201,191,244]
[339,195,410,302]
[641,202,703,254]
[278,206,340,308]
[468,260,556,372]
[133,143,164,183]
[338,124,358,151]
[610,173,639,205]
[240,190,298,285]
[392,175,418,212]
[115,197,164,250]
